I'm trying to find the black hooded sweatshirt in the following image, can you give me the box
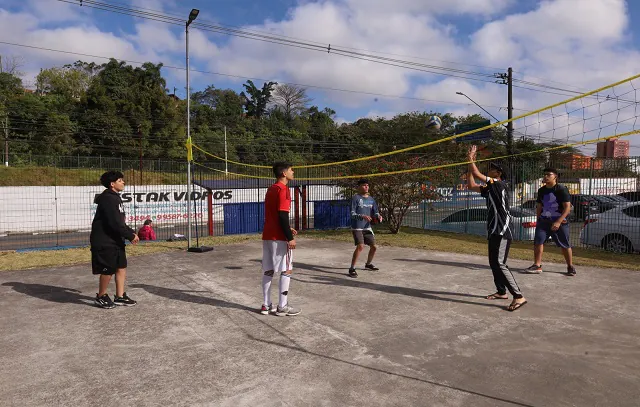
[90,189,136,249]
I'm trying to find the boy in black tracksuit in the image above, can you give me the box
[91,171,139,309]
[466,145,527,312]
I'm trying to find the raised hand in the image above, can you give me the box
[468,145,477,161]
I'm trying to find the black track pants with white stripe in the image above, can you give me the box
[488,234,523,299]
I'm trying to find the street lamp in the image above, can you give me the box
[188,8,199,24]
[455,91,505,126]
[186,8,199,250]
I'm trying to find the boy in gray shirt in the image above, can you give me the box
[349,178,383,277]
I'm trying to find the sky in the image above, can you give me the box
[1,0,639,155]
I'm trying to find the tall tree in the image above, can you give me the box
[36,66,94,99]
[241,80,277,119]
[0,55,25,76]
[191,84,245,127]
[271,83,312,120]
[0,73,23,102]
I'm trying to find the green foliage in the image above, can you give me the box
[241,80,277,119]
[4,57,629,184]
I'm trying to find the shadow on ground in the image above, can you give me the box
[2,282,95,306]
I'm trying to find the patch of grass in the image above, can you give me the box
[0,166,185,186]
[304,227,640,271]
[0,235,256,272]
[2,227,637,272]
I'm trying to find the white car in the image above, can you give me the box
[580,202,640,253]
[425,207,539,241]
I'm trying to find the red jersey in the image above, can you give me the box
[262,182,291,241]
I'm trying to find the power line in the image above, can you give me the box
[58,1,640,106]
[56,0,503,84]
[0,40,505,109]
[97,0,508,72]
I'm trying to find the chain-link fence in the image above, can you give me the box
[402,156,640,253]
[1,155,639,254]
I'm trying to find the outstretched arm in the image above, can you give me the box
[468,145,487,181]
[467,145,484,193]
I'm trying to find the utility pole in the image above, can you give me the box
[138,125,143,184]
[3,114,8,167]
[507,67,513,155]
[224,126,228,174]
[495,67,514,155]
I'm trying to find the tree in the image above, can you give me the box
[339,155,463,234]
[0,55,25,76]
[271,83,312,120]
[241,80,277,119]
[0,73,23,101]
[36,66,94,100]
[191,84,245,127]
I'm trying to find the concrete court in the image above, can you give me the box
[0,238,639,407]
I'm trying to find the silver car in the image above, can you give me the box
[424,207,538,241]
[580,202,640,253]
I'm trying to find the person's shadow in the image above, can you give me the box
[250,259,353,277]
[393,258,487,270]
[2,282,95,306]
[292,272,504,309]
[130,283,255,312]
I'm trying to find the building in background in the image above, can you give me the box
[596,138,630,158]
[560,153,603,170]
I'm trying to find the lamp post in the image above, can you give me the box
[186,8,199,248]
[455,91,504,125]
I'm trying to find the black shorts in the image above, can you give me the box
[352,230,375,246]
[91,246,127,275]
[534,218,571,249]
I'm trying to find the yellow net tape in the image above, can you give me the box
[192,129,640,181]
[190,72,640,169]
[186,137,193,162]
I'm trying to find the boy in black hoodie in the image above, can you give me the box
[91,171,139,309]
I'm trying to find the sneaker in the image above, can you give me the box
[276,304,301,316]
[348,267,358,278]
[95,293,115,309]
[364,263,379,271]
[260,303,277,315]
[524,264,542,274]
[567,266,577,276]
[113,292,137,306]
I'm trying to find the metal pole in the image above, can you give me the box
[507,67,514,155]
[456,92,503,124]
[224,126,228,174]
[186,20,192,248]
[4,115,8,167]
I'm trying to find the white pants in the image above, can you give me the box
[262,240,293,273]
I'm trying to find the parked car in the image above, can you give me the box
[516,198,581,222]
[518,199,538,211]
[618,191,640,202]
[589,195,619,212]
[569,194,600,220]
[605,195,629,204]
[594,195,627,206]
[580,202,640,253]
[425,207,538,240]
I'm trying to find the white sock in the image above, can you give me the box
[262,275,273,306]
[278,273,291,308]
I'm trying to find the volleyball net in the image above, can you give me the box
[186,73,640,248]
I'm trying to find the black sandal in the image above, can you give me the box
[508,300,528,311]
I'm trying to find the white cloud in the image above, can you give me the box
[344,0,514,16]
[26,0,89,23]
[0,0,638,155]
